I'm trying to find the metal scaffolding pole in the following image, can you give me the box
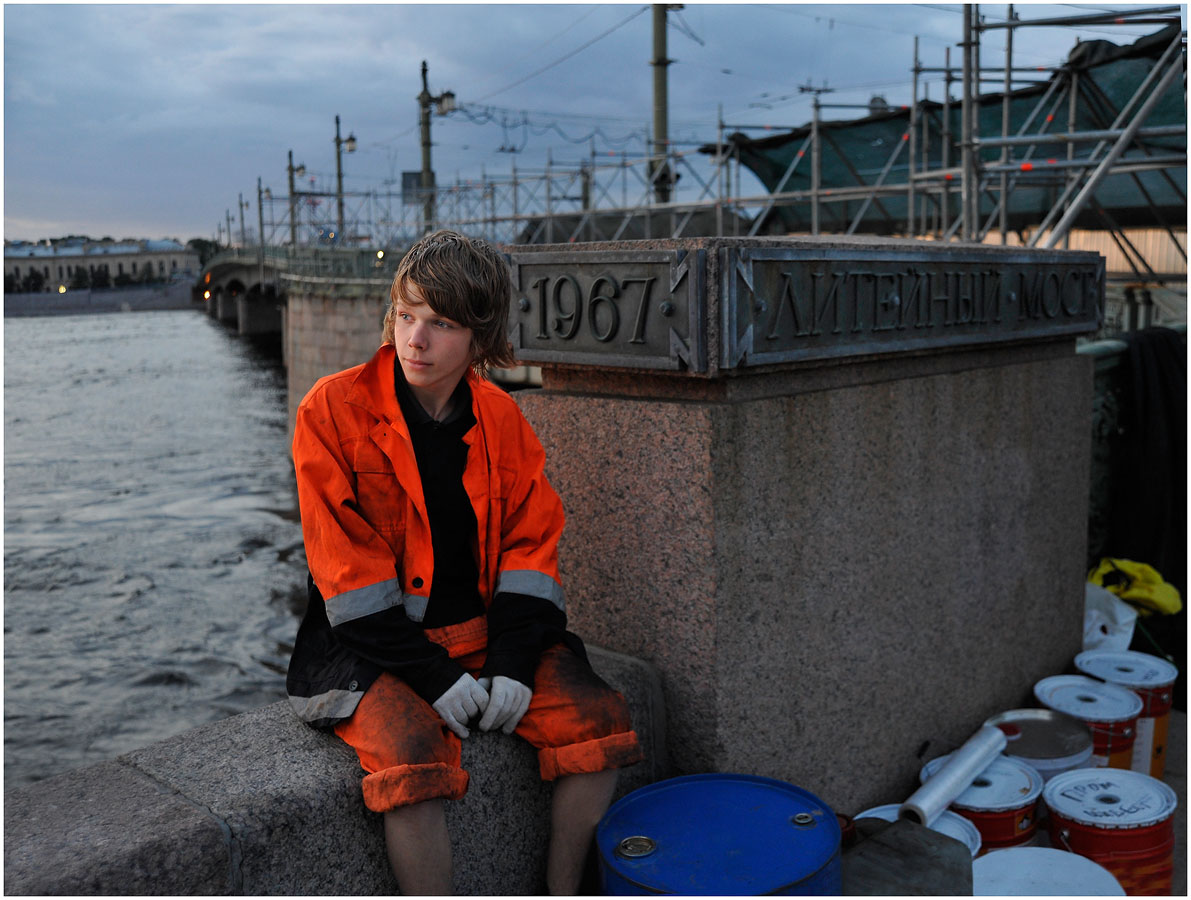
[942,48,954,238]
[1041,51,1185,248]
[846,133,910,234]
[747,134,812,237]
[909,36,919,236]
[811,97,821,235]
[961,4,977,241]
[716,106,725,237]
[1028,28,1184,245]
[999,6,1014,243]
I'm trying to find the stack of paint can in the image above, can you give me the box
[1043,768,1178,895]
[1034,674,1143,769]
[917,753,1044,854]
[1074,649,1179,778]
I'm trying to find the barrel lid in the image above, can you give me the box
[984,708,1094,761]
[1034,675,1143,722]
[973,847,1124,895]
[1074,649,1179,690]
[1043,768,1178,829]
[919,753,1043,811]
[597,773,840,894]
[855,804,981,857]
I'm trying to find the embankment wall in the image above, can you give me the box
[4,646,666,895]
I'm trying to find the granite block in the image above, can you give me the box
[5,646,665,895]
[4,759,230,895]
[517,391,722,772]
[709,353,1093,814]
[122,701,394,895]
[518,346,1094,816]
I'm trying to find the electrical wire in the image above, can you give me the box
[455,102,646,148]
[473,5,649,103]
[755,3,955,43]
[483,5,604,81]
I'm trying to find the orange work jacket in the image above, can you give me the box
[287,343,566,726]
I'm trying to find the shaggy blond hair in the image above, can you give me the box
[382,230,516,371]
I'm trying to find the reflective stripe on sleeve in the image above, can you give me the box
[496,569,565,611]
[404,594,429,622]
[325,578,403,627]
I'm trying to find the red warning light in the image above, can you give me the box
[1021,162,1034,171]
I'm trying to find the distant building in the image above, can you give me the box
[4,238,199,291]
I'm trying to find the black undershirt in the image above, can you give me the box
[393,363,486,628]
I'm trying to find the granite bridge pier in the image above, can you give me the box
[9,235,1186,894]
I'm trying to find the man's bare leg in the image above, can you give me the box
[546,769,619,895]
[384,800,452,895]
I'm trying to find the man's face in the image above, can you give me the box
[392,282,475,408]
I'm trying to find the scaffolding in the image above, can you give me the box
[257,5,1185,283]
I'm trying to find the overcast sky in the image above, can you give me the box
[3,2,1179,244]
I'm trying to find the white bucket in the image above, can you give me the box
[855,803,981,858]
[984,708,1094,782]
[973,846,1124,895]
[1043,768,1178,895]
[1074,649,1179,778]
[919,753,1044,851]
[1034,675,1143,769]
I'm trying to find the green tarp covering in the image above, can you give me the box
[702,25,1186,235]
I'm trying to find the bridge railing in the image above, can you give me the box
[203,246,402,286]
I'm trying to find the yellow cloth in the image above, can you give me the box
[1088,558,1183,617]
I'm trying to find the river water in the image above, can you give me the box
[4,310,308,787]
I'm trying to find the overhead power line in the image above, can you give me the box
[473,5,649,103]
[483,5,603,82]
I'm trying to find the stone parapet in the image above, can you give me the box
[283,282,388,436]
[4,646,665,896]
[509,236,1102,816]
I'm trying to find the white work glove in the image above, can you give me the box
[476,676,532,734]
[432,673,490,739]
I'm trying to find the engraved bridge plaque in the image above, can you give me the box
[506,242,1103,374]
[508,249,706,372]
[722,246,1104,369]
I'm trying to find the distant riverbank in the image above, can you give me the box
[4,281,199,317]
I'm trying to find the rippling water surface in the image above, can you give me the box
[4,311,307,786]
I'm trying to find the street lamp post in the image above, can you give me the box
[417,61,456,233]
[287,150,306,247]
[238,193,249,246]
[257,177,267,291]
[334,114,357,243]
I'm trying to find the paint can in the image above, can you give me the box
[1043,768,1178,896]
[1034,675,1142,769]
[855,804,981,858]
[918,753,1044,852]
[597,774,842,895]
[1074,649,1178,778]
[972,846,1124,895]
[984,708,1094,782]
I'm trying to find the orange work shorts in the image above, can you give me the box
[333,616,644,812]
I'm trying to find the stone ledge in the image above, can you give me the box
[4,645,666,896]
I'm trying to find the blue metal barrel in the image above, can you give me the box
[597,774,842,895]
